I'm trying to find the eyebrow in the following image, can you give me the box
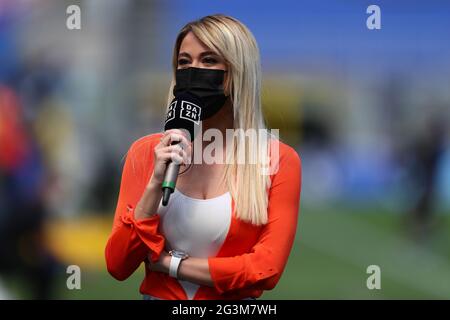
[178,51,218,59]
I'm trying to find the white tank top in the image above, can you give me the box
[155,188,232,299]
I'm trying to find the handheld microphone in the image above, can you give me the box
[161,92,202,206]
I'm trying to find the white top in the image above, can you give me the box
[155,188,232,299]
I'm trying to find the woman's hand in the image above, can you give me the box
[147,251,171,273]
[148,129,192,188]
[134,129,191,220]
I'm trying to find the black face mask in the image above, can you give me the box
[173,67,228,120]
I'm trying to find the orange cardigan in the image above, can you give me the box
[105,133,302,299]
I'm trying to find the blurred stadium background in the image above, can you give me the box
[1,0,449,299]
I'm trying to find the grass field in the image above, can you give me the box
[4,205,450,299]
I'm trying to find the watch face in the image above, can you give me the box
[171,250,189,259]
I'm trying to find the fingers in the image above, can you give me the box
[158,129,190,149]
[155,144,191,165]
[154,129,192,167]
[155,151,183,166]
[162,144,190,161]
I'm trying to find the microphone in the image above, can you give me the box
[161,92,202,206]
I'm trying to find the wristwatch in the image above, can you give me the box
[169,250,189,278]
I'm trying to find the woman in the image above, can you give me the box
[105,14,302,300]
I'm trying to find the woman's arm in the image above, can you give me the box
[105,139,166,281]
[134,130,191,221]
[105,131,191,281]
[134,179,163,220]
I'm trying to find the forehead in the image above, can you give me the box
[179,32,213,54]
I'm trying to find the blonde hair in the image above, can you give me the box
[167,14,272,225]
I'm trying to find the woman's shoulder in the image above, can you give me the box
[265,138,301,179]
[269,138,301,166]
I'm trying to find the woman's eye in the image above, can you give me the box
[203,57,218,65]
[178,59,190,65]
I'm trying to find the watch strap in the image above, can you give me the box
[169,255,182,278]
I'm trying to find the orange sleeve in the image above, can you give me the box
[207,146,301,294]
[105,138,165,281]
